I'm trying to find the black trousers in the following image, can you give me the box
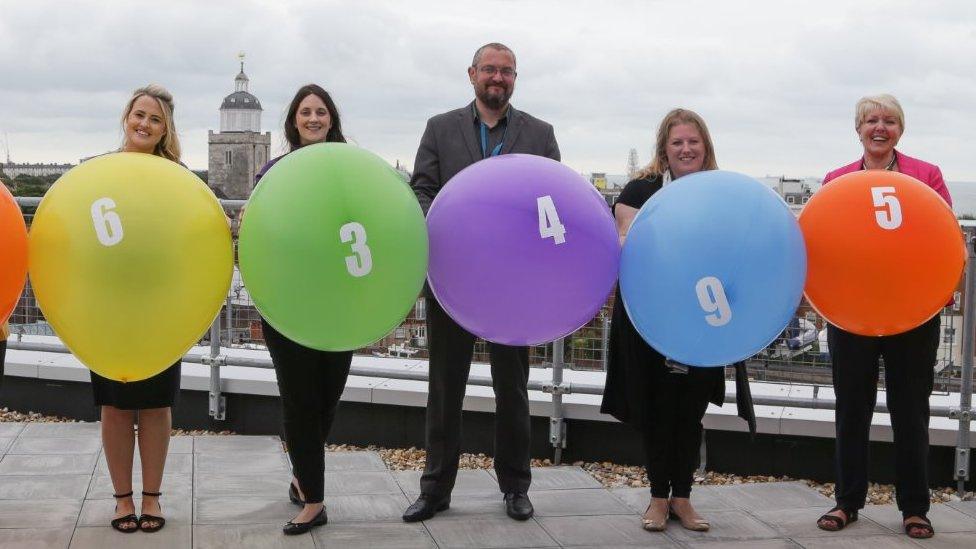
[829,315,940,518]
[0,339,5,384]
[641,364,714,498]
[420,297,532,498]
[263,319,352,504]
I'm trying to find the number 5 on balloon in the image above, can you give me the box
[339,222,373,277]
[695,276,732,327]
[537,195,566,244]
[91,197,124,247]
[871,186,902,230]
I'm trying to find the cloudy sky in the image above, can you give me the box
[1,0,974,180]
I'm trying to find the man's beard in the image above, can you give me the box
[477,85,511,110]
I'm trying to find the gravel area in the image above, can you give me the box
[0,409,966,504]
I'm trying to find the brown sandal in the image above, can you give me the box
[904,516,934,539]
[816,506,857,531]
[138,491,166,533]
[110,492,138,533]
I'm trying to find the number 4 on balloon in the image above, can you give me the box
[537,195,566,245]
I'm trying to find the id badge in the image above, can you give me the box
[665,358,689,375]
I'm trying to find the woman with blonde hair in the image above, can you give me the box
[93,84,182,534]
[601,108,755,534]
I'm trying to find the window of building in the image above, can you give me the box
[225,151,232,165]
[787,196,795,204]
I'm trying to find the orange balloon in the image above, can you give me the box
[799,170,965,336]
[0,182,28,323]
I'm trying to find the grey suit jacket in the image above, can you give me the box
[410,101,561,214]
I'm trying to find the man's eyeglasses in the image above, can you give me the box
[477,65,517,78]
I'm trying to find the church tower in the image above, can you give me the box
[208,53,271,199]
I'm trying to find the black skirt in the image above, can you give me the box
[91,360,181,410]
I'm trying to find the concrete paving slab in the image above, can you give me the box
[168,436,193,454]
[0,499,82,528]
[322,451,389,472]
[77,495,191,527]
[193,472,292,499]
[523,466,602,490]
[310,520,438,548]
[194,496,298,525]
[791,534,922,548]
[323,470,401,495]
[396,468,499,495]
[69,525,191,548]
[0,436,15,454]
[319,493,411,522]
[419,492,509,519]
[87,472,192,499]
[536,514,678,547]
[529,488,634,517]
[947,499,976,518]
[750,506,890,538]
[609,485,735,513]
[95,451,193,474]
[20,422,100,437]
[193,524,315,548]
[0,474,91,500]
[907,531,976,548]
[0,422,26,437]
[0,453,97,475]
[425,515,559,548]
[689,541,801,549]
[859,503,976,534]
[713,481,834,511]
[194,451,290,475]
[8,435,102,454]
[0,527,73,549]
[661,509,781,544]
[193,435,282,454]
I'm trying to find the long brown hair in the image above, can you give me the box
[283,84,345,151]
[120,84,181,162]
[635,108,717,180]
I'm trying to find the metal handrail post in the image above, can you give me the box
[955,227,976,497]
[546,337,567,464]
[206,318,226,420]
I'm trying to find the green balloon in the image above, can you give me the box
[239,143,428,351]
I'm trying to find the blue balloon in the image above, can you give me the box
[619,170,806,366]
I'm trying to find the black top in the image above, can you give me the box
[600,176,755,435]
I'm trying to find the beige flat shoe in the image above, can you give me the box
[641,502,667,532]
[669,503,710,531]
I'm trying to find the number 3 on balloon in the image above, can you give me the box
[537,195,566,244]
[339,222,373,277]
[91,197,124,247]
[695,276,732,327]
[871,186,902,230]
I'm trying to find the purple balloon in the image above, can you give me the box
[427,154,620,345]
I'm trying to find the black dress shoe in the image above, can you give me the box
[282,508,327,535]
[504,492,534,520]
[402,494,450,522]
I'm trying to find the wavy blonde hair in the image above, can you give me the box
[635,108,717,180]
[855,93,904,133]
[121,84,181,162]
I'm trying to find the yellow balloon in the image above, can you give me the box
[29,153,232,382]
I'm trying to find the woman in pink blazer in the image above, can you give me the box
[816,94,949,540]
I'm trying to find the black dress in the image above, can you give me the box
[90,361,181,410]
[599,176,755,433]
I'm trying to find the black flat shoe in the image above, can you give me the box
[288,482,304,507]
[110,491,138,533]
[504,492,534,521]
[402,494,450,522]
[283,508,327,535]
[138,491,166,533]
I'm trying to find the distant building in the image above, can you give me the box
[2,162,73,178]
[590,172,607,190]
[626,148,639,180]
[207,54,271,199]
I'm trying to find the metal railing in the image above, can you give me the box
[6,197,975,492]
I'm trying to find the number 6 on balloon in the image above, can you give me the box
[339,221,373,277]
[537,195,566,244]
[695,276,732,327]
[90,197,123,247]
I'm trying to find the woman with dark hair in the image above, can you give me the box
[251,84,352,536]
[601,108,755,534]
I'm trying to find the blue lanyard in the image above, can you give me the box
[480,121,506,158]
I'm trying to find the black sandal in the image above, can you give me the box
[138,491,166,533]
[816,506,857,531]
[904,515,934,539]
[110,492,139,533]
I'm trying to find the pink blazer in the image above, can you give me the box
[823,150,952,206]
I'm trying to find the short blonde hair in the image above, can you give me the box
[121,84,181,162]
[635,108,718,180]
[855,94,904,133]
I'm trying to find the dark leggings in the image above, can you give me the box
[262,319,351,504]
[641,364,715,499]
[829,315,940,518]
